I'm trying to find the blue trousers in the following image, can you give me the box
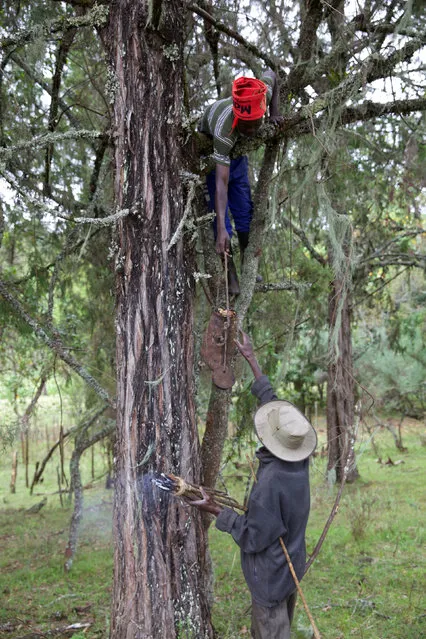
[206,156,253,238]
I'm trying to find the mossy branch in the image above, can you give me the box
[10,52,83,133]
[188,3,277,70]
[0,129,107,162]
[0,278,114,408]
[1,4,110,50]
[282,215,327,266]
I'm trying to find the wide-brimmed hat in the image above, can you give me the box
[254,400,317,461]
[231,77,267,128]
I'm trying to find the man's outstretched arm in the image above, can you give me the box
[236,330,278,404]
[263,69,281,122]
[235,330,263,379]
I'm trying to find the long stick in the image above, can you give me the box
[247,456,321,639]
[222,252,230,370]
[306,400,361,573]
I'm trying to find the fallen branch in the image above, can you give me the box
[13,622,91,639]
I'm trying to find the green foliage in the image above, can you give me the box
[0,0,114,447]
[354,273,426,418]
[345,491,379,541]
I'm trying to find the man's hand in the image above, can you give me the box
[269,114,284,126]
[235,330,255,360]
[216,227,231,255]
[186,487,222,517]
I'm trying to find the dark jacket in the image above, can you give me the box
[215,375,310,607]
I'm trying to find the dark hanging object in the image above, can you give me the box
[200,308,238,389]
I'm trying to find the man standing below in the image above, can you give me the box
[188,331,317,638]
[199,71,281,295]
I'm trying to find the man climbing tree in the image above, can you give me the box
[199,70,281,294]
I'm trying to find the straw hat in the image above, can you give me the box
[254,400,317,461]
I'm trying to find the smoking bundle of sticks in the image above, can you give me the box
[152,473,246,511]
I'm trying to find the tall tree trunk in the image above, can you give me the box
[106,3,213,637]
[326,255,359,483]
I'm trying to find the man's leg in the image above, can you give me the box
[227,156,253,244]
[227,157,263,282]
[251,597,292,639]
[287,591,297,626]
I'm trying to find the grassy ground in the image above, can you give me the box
[0,412,425,638]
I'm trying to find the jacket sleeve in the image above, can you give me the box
[216,484,286,553]
[251,374,278,406]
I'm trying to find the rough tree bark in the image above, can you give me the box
[105,2,213,637]
[326,242,359,483]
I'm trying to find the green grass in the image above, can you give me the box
[0,414,425,638]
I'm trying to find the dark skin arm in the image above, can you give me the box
[185,486,223,517]
[235,330,263,380]
[262,69,282,123]
[215,163,231,255]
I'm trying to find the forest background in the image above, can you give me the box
[0,1,425,638]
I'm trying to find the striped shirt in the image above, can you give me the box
[200,73,274,166]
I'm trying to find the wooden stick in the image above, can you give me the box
[246,455,321,639]
[10,451,18,493]
[169,474,246,511]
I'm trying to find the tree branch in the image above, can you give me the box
[338,97,426,126]
[0,129,107,161]
[360,228,426,265]
[44,24,79,196]
[21,370,50,432]
[10,52,83,132]
[282,215,327,266]
[362,254,426,268]
[65,406,112,572]
[188,3,277,70]
[280,30,426,130]
[0,279,114,407]
[286,0,323,91]
[0,4,109,49]
[254,280,309,293]
[285,96,426,140]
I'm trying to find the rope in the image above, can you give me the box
[222,251,231,371]
[246,456,322,639]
